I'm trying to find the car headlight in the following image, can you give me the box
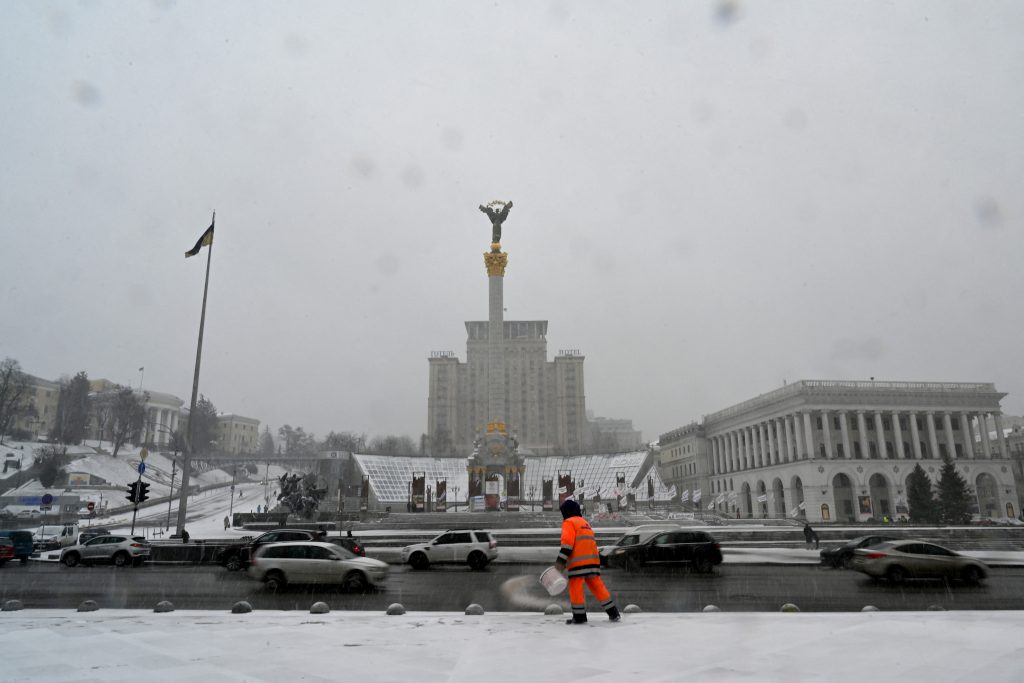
[613,548,625,555]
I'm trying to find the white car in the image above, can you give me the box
[248,541,388,592]
[400,529,498,570]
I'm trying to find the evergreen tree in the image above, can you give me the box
[936,459,974,525]
[54,371,91,445]
[37,445,67,487]
[189,395,219,454]
[906,463,937,524]
[258,426,275,458]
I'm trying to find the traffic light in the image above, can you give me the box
[138,481,150,503]
[126,481,139,504]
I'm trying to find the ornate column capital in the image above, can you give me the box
[484,251,508,276]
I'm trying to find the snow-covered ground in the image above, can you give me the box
[1,609,1021,682]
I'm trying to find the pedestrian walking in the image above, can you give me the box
[556,498,620,624]
[803,523,819,550]
[223,516,229,530]
[181,528,190,544]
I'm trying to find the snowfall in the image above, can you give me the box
[3,442,1024,681]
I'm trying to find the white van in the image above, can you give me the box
[33,523,80,551]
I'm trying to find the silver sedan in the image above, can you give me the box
[851,540,987,584]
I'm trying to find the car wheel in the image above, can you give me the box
[693,554,713,574]
[409,552,429,570]
[265,571,286,592]
[113,551,131,568]
[62,552,80,568]
[467,551,488,571]
[886,565,907,584]
[20,557,28,564]
[342,571,369,593]
[962,565,983,584]
[225,555,242,572]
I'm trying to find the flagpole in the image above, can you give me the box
[176,211,214,536]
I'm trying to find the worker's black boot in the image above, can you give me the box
[606,606,621,622]
[565,613,588,625]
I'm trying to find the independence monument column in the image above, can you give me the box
[480,200,513,425]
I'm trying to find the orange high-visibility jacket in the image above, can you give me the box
[558,515,601,577]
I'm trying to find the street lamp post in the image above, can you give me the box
[453,486,460,512]
[529,485,536,512]
[229,464,237,523]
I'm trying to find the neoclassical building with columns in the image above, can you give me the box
[659,380,1017,523]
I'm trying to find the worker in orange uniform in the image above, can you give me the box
[555,498,620,624]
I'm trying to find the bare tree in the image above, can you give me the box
[0,357,35,443]
[104,385,148,458]
[321,430,366,453]
[366,434,417,455]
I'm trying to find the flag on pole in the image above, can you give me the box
[707,501,715,510]
[138,366,144,372]
[680,490,690,502]
[185,216,215,257]
[757,494,768,503]
[692,489,702,503]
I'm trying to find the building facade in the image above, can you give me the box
[660,380,1018,523]
[426,221,589,456]
[216,414,261,455]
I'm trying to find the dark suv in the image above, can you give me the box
[216,529,364,571]
[605,529,722,573]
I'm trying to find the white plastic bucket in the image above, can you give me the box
[539,566,567,596]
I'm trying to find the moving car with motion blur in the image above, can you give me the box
[59,534,151,567]
[401,530,497,570]
[215,528,323,571]
[851,540,988,584]
[0,529,34,563]
[249,541,388,592]
[604,529,722,573]
[0,537,14,566]
[819,535,896,569]
[599,524,682,567]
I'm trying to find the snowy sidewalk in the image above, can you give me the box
[1,609,1022,682]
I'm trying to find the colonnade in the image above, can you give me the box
[707,409,1009,476]
[143,407,180,445]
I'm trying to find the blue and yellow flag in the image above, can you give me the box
[185,217,215,258]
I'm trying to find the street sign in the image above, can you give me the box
[137,462,146,475]
[87,501,96,512]
[41,493,53,506]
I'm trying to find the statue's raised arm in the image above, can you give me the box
[479,200,513,245]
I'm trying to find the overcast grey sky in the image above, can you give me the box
[2,1,1022,444]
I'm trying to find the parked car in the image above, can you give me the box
[400,530,497,570]
[604,529,722,573]
[0,537,14,566]
[851,540,988,584]
[77,528,112,545]
[0,529,34,563]
[599,524,682,566]
[249,541,388,592]
[819,535,896,569]
[59,534,151,567]
[215,529,324,571]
